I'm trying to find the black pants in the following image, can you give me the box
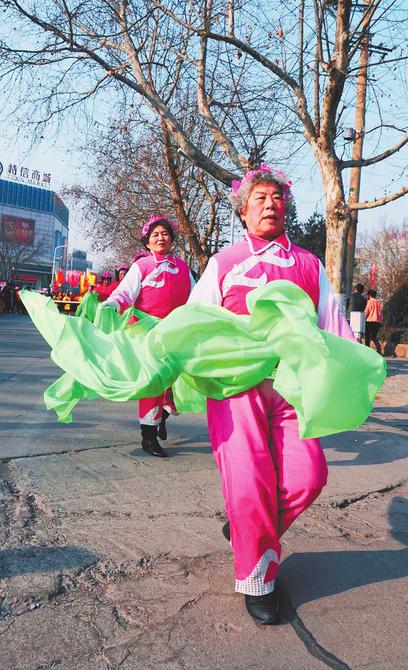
[365,322,382,354]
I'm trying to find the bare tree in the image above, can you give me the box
[66,116,228,272]
[1,1,407,305]
[356,223,408,303]
[0,237,45,282]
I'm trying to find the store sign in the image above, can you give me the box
[1,214,35,245]
[1,160,51,188]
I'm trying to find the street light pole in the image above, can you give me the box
[50,244,69,290]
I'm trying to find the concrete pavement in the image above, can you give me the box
[0,314,407,669]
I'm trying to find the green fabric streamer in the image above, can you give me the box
[20,281,386,438]
[74,290,99,321]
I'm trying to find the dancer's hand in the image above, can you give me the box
[101,301,119,311]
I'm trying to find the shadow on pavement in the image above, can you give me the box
[323,427,408,466]
[0,545,99,579]
[384,360,408,377]
[0,422,96,432]
[371,406,408,414]
[280,496,408,607]
[129,439,212,459]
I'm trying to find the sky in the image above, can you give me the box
[0,0,407,271]
[1,123,405,274]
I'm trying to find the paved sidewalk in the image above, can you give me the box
[0,315,407,669]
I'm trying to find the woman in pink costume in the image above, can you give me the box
[188,165,355,624]
[95,272,115,302]
[102,216,195,458]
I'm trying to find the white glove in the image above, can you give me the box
[100,300,120,311]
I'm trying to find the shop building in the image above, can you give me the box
[0,177,69,289]
[68,249,93,273]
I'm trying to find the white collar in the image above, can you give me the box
[244,230,292,255]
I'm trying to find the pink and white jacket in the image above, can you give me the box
[103,252,195,318]
[189,230,354,340]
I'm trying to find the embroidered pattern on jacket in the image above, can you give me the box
[221,246,295,298]
[142,261,179,289]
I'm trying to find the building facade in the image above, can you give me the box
[68,249,93,273]
[0,178,69,288]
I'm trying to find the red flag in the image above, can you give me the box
[54,268,65,288]
[66,270,80,288]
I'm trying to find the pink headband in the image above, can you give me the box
[141,215,179,238]
[231,163,293,195]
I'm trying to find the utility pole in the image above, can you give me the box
[346,34,369,296]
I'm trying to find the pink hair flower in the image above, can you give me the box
[141,215,179,237]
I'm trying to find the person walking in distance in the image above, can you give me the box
[365,289,383,354]
[349,283,367,342]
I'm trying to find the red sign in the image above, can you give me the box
[1,215,35,245]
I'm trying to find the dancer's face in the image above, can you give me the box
[240,181,286,240]
[147,225,172,254]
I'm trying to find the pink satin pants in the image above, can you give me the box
[207,380,328,595]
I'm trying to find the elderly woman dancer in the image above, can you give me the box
[188,165,354,624]
[102,215,195,458]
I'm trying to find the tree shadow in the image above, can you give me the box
[0,545,99,579]
[323,427,408,466]
[280,496,408,607]
[0,422,96,432]
[129,438,212,459]
[384,359,408,377]
[371,405,407,415]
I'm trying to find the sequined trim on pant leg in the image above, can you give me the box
[138,406,161,426]
[235,548,279,595]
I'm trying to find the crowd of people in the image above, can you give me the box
[49,263,130,313]
[0,284,28,314]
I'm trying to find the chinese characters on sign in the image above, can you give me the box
[5,163,51,187]
[1,215,35,245]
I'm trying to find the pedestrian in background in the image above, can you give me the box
[365,289,383,354]
[349,283,366,342]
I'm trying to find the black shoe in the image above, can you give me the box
[141,438,167,458]
[222,521,230,542]
[157,410,169,441]
[245,590,280,625]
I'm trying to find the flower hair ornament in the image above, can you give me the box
[231,163,293,199]
[141,215,179,238]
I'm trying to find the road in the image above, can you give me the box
[1,313,408,669]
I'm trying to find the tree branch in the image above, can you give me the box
[151,0,316,139]
[341,131,408,169]
[197,4,247,170]
[320,0,351,145]
[350,185,408,210]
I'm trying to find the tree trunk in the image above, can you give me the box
[318,154,351,312]
[325,204,351,313]
[161,123,210,275]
